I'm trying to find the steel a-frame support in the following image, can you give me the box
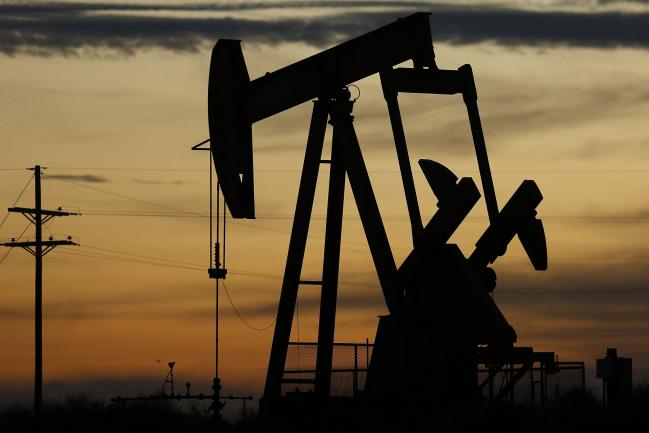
[263,101,328,400]
[263,94,403,401]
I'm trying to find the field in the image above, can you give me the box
[1,384,648,432]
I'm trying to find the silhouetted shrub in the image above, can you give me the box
[3,385,649,433]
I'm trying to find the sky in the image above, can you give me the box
[1,0,649,413]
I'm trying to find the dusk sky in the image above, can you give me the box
[1,0,648,409]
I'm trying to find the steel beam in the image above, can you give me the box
[461,64,499,224]
[314,103,348,396]
[263,102,328,398]
[380,74,423,248]
[247,13,435,123]
[330,106,402,315]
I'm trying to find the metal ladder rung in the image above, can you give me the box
[281,378,316,384]
[299,280,322,285]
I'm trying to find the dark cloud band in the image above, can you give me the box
[0,2,648,57]
[44,174,109,183]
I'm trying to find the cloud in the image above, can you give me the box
[182,286,385,322]
[43,174,109,183]
[599,0,649,4]
[0,306,29,320]
[131,178,185,185]
[1,2,649,57]
[567,208,649,224]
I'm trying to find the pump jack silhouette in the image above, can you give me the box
[207,12,549,430]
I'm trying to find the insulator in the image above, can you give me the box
[214,242,221,267]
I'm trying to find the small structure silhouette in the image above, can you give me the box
[111,362,252,423]
[597,348,633,408]
[161,361,175,395]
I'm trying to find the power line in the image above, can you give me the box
[12,172,649,298]
[35,166,649,174]
[82,244,202,268]
[221,279,275,332]
[0,223,31,264]
[58,244,278,279]
[60,242,649,292]
[497,289,649,295]
[41,174,203,217]
[48,166,204,172]
[78,246,287,280]
[33,169,649,264]
[82,210,207,218]
[22,243,649,297]
[38,239,275,278]
[5,171,646,270]
[79,209,649,224]
[39,173,387,246]
[57,248,204,272]
[38,209,649,266]
[0,173,34,232]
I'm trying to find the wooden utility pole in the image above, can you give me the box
[1,165,78,420]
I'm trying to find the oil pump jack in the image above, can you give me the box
[208,12,549,429]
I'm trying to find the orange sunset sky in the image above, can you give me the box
[1,0,648,410]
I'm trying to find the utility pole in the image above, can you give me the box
[1,165,78,420]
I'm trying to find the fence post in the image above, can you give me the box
[366,338,370,371]
[540,364,546,408]
[353,345,358,396]
[530,364,535,407]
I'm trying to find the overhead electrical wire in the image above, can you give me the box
[35,166,649,174]
[41,175,358,250]
[47,244,649,295]
[72,209,649,224]
[51,242,649,294]
[59,243,279,279]
[3,221,643,297]
[57,248,205,272]
[41,174,203,217]
[58,246,278,330]
[0,173,34,232]
[82,244,202,268]
[0,167,637,298]
[30,169,649,227]
[53,242,279,279]
[0,223,32,264]
[5,171,646,277]
[221,279,275,332]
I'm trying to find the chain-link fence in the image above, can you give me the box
[282,342,373,396]
[282,342,584,405]
[478,362,585,406]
